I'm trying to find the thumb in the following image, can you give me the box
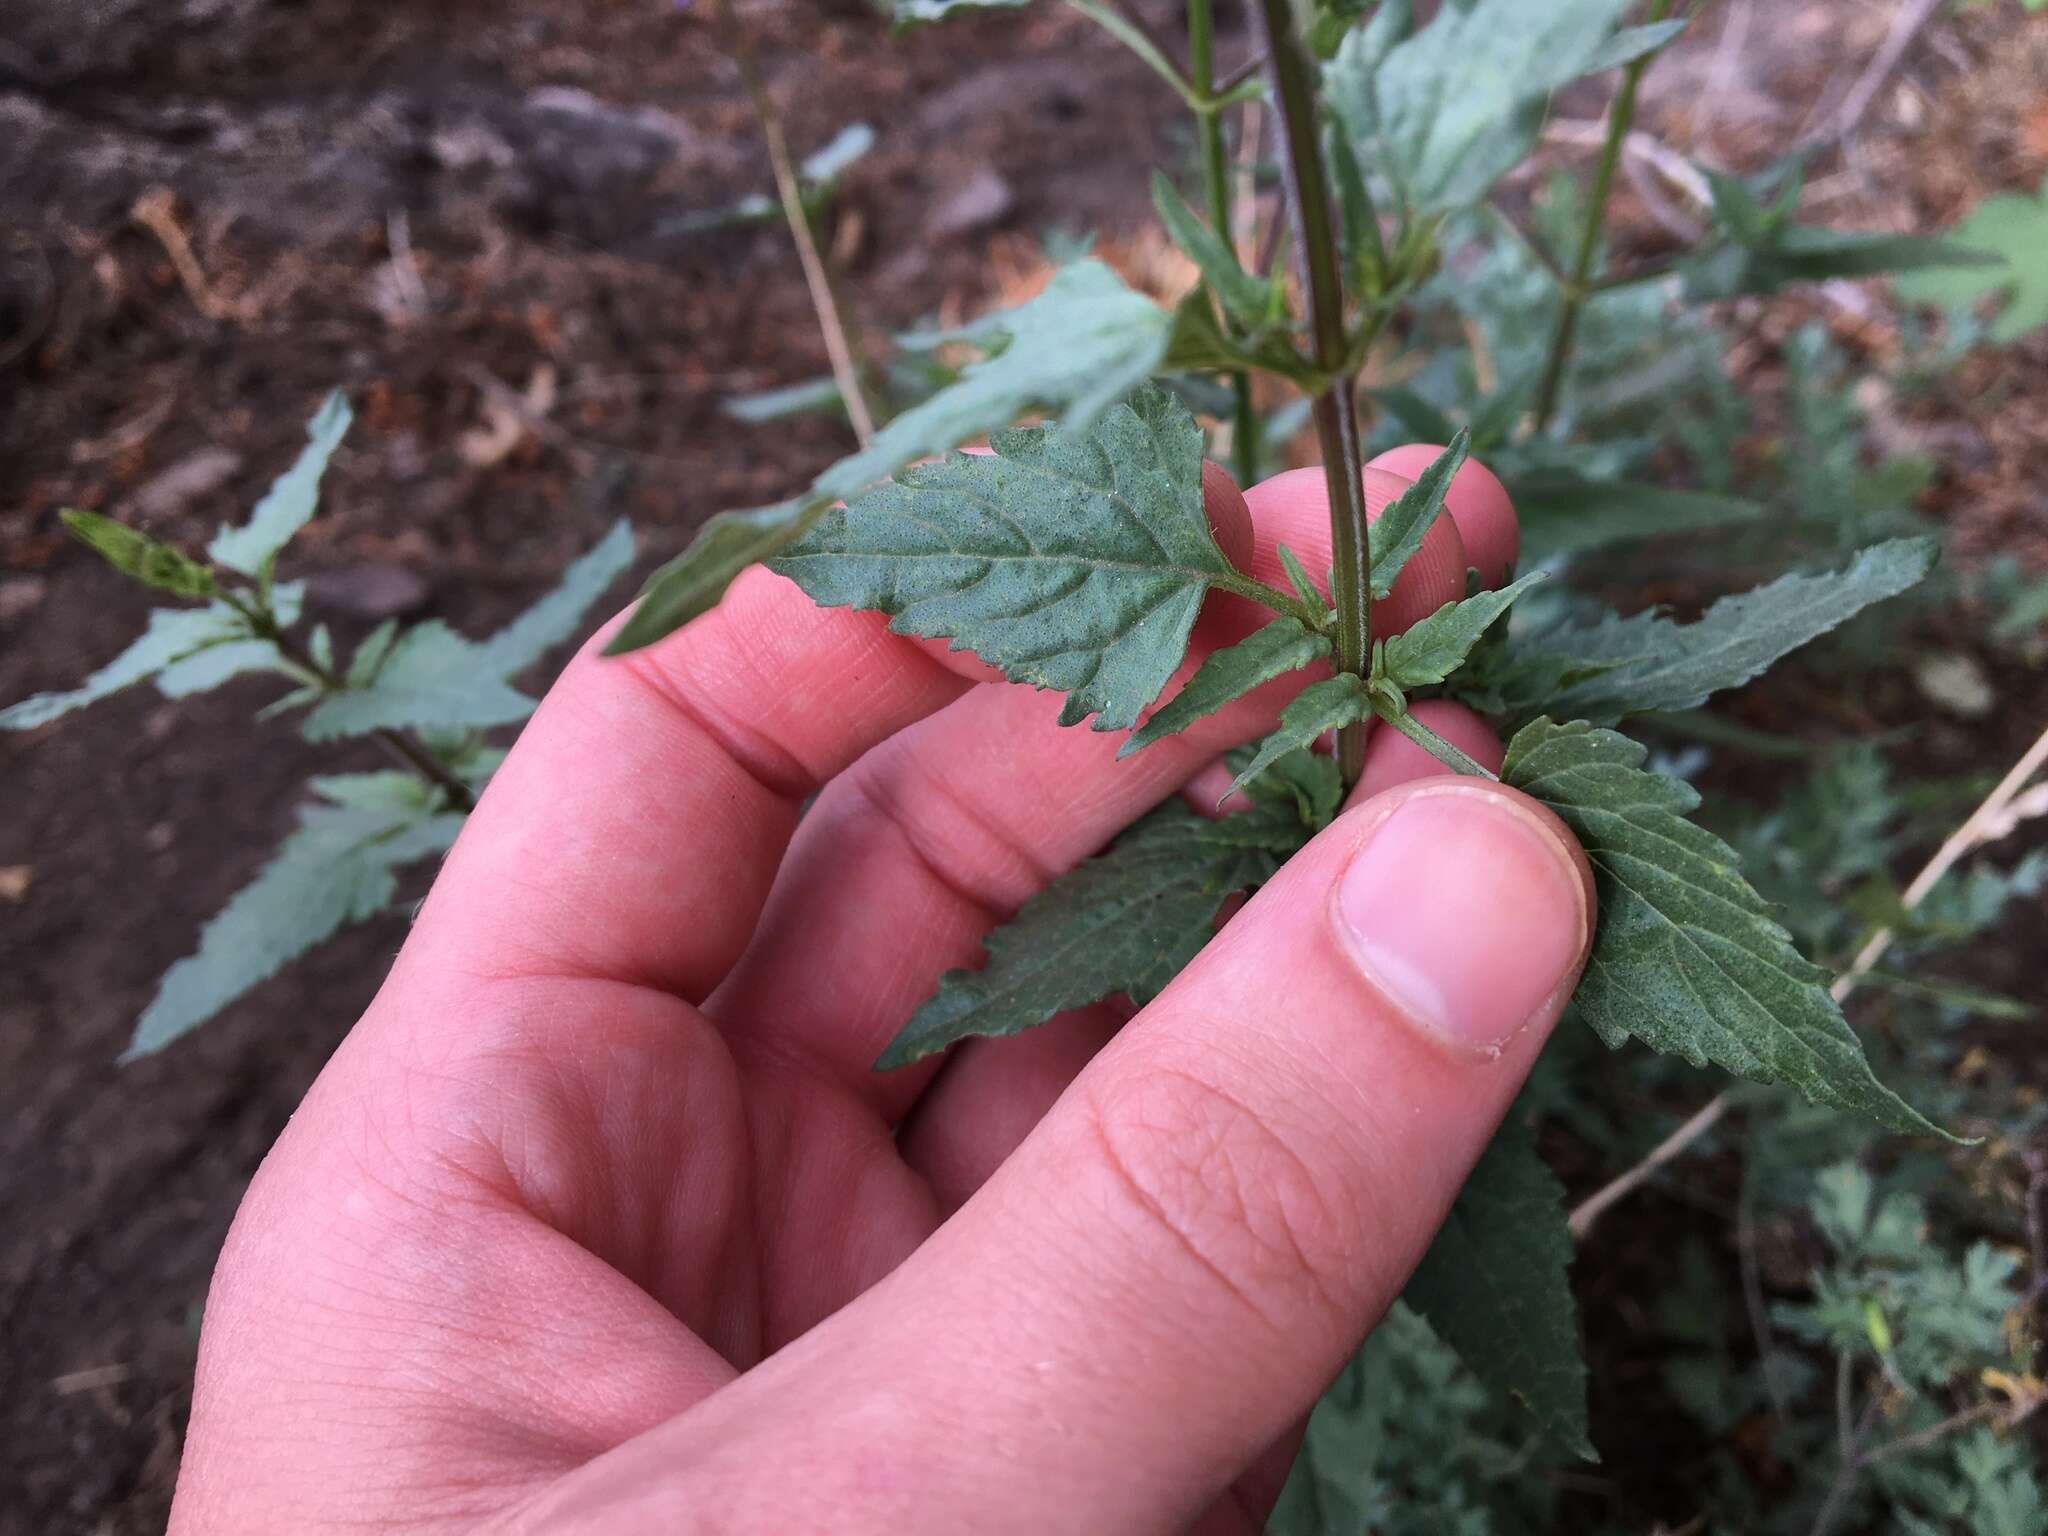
[523,777,1594,1534]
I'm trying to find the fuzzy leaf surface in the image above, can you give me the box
[300,622,536,740]
[125,779,464,1058]
[1225,675,1372,802]
[774,386,1231,731]
[1326,0,1636,213]
[1504,718,1946,1136]
[1509,472,1764,564]
[1402,1108,1593,1458]
[476,518,635,676]
[209,392,351,576]
[1379,572,1545,690]
[1121,617,1333,757]
[876,799,1310,1068]
[607,501,824,654]
[1369,432,1467,598]
[1472,537,1936,724]
[0,606,247,730]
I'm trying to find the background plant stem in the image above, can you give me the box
[718,0,876,446]
[1253,0,1370,783]
[1188,0,1260,487]
[1531,0,1677,433]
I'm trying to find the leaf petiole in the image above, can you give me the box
[1371,698,1501,781]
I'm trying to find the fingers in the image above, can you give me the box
[407,565,971,1003]
[710,457,1510,1111]
[899,701,1506,1215]
[521,774,1593,1534]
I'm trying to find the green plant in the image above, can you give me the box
[9,0,2043,1526]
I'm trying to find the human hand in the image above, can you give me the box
[170,448,1594,1535]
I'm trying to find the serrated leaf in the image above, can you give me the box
[1402,1107,1593,1458]
[1162,289,1325,386]
[876,799,1308,1069]
[124,783,463,1058]
[475,518,635,677]
[1231,742,1346,826]
[209,392,351,576]
[1504,718,1948,1137]
[1481,537,1936,723]
[1379,572,1545,689]
[1225,674,1372,802]
[299,622,535,741]
[1327,0,1637,213]
[155,638,291,697]
[610,263,1179,654]
[774,385,1235,732]
[0,606,246,730]
[1894,179,2048,344]
[1120,617,1333,758]
[1509,472,1764,564]
[815,260,1174,503]
[1368,431,1467,598]
[60,510,216,599]
[605,500,823,655]
[1152,172,1272,328]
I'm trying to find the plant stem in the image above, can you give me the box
[1188,0,1260,487]
[222,593,477,812]
[1065,0,1203,109]
[1530,0,1676,434]
[718,0,876,446]
[1252,0,1371,784]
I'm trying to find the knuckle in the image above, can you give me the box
[1079,1054,1360,1333]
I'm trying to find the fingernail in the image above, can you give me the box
[1334,785,1588,1054]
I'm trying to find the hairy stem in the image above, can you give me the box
[1188,0,1260,487]
[719,0,876,446]
[1531,0,1677,433]
[1569,716,2048,1240]
[1253,0,1371,783]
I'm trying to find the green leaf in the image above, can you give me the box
[1224,674,1372,802]
[773,385,1236,732]
[1580,17,1686,71]
[605,500,824,656]
[610,263,1180,655]
[1151,172,1273,328]
[208,391,351,576]
[154,638,291,697]
[60,510,216,599]
[1120,617,1333,758]
[876,797,1308,1069]
[1402,1107,1593,1459]
[1894,179,2048,344]
[475,518,635,677]
[299,621,536,741]
[1327,0,1638,213]
[799,122,874,185]
[1378,572,1546,690]
[1479,537,1937,723]
[1368,431,1467,598]
[1503,718,1949,1137]
[720,377,846,425]
[1162,289,1324,387]
[1232,741,1345,826]
[815,260,1174,502]
[124,780,464,1058]
[0,605,248,730]
[1508,472,1764,564]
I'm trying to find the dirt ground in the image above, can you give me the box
[1,1,2044,1530]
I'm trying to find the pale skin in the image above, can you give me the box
[171,447,1596,1534]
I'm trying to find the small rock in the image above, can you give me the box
[304,563,432,620]
[930,168,1014,240]
[122,448,244,526]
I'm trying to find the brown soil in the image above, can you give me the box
[2,1,2044,1531]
